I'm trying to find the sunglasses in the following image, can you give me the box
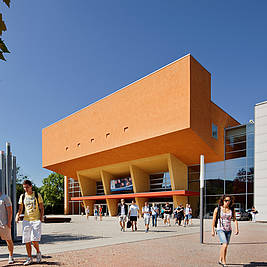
[224,199,231,202]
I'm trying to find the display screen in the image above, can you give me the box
[110,177,133,192]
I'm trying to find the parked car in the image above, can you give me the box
[234,208,251,221]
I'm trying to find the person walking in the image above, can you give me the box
[251,206,258,222]
[188,204,193,225]
[151,203,159,227]
[176,204,185,226]
[184,203,192,226]
[129,200,139,231]
[160,206,164,220]
[94,206,98,221]
[99,205,103,221]
[142,202,151,233]
[85,206,90,220]
[184,203,191,226]
[16,180,44,266]
[117,199,128,232]
[212,195,239,266]
[163,202,172,226]
[0,190,14,264]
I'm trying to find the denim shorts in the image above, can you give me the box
[217,230,232,244]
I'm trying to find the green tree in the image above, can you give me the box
[0,0,11,61]
[40,173,64,214]
[16,166,40,211]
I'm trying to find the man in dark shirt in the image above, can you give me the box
[177,204,185,226]
[163,202,172,226]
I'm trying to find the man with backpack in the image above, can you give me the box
[16,180,44,266]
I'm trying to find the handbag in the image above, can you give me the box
[127,220,132,228]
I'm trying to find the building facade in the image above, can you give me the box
[254,101,267,221]
[42,54,265,220]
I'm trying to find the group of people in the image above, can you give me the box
[173,203,193,226]
[85,205,103,221]
[0,182,256,267]
[0,179,44,265]
[117,200,193,232]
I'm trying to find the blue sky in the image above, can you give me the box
[0,1,266,186]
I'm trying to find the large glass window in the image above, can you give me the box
[225,157,246,194]
[212,123,218,139]
[225,125,246,160]
[188,123,255,215]
[150,172,171,191]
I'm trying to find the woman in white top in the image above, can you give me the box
[212,195,239,266]
[129,200,139,231]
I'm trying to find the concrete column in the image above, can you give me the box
[168,154,188,190]
[173,195,188,208]
[83,200,95,216]
[64,176,69,215]
[77,174,97,216]
[135,197,148,212]
[129,165,150,193]
[100,170,118,216]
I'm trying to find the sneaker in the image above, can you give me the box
[8,256,14,264]
[36,252,42,263]
[24,257,33,266]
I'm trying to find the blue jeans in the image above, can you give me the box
[217,230,232,244]
[152,214,157,227]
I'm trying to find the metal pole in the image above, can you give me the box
[12,156,17,240]
[0,151,6,194]
[200,155,205,244]
[6,142,12,196]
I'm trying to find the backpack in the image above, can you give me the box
[21,192,40,212]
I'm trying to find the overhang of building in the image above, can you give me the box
[71,190,199,201]
[42,54,239,178]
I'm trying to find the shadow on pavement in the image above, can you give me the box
[0,256,61,266]
[204,242,267,246]
[243,263,267,266]
[40,233,110,244]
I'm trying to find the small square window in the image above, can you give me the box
[123,127,128,132]
[106,133,110,138]
[212,123,218,140]
[90,138,95,143]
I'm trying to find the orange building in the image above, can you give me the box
[42,54,239,216]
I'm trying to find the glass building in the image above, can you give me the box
[189,123,254,217]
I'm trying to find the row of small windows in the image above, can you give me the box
[65,127,129,151]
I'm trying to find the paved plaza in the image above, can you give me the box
[0,216,266,266]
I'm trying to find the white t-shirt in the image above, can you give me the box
[121,205,126,216]
[151,206,158,215]
[142,206,151,218]
[0,194,12,226]
[185,207,191,215]
[129,204,139,217]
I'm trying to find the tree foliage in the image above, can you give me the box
[40,173,64,209]
[0,0,11,61]
[16,166,39,211]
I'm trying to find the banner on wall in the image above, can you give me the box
[110,177,133,192]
